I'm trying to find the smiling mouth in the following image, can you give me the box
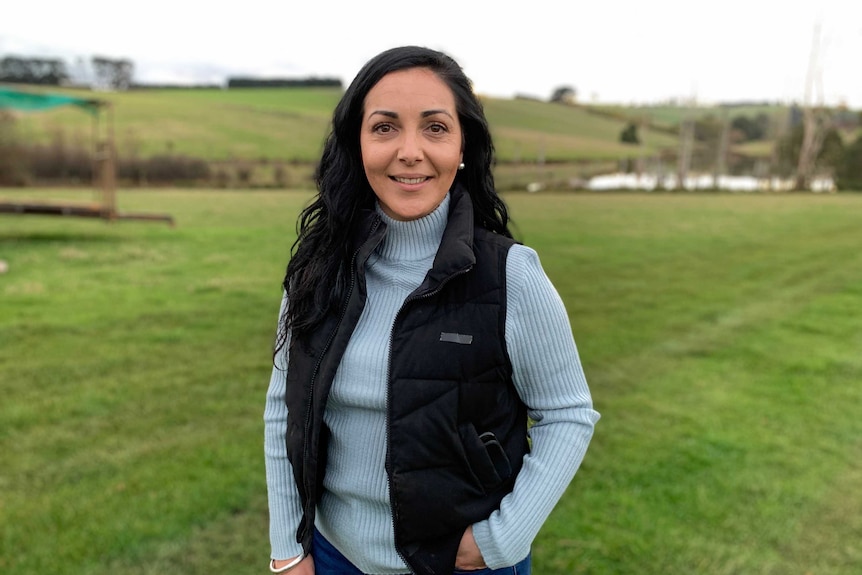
[391,176,430,185]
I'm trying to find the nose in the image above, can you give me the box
[397,132,423,165]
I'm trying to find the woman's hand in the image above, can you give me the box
[454,526,487,571]
[271,554,315,574]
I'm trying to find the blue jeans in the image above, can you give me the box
[453,554,531,575]
[312,528,531,575]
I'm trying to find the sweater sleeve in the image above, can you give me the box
[263,292,305,560]
[471,245,600,568]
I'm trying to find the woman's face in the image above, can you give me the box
[360,67,463,221]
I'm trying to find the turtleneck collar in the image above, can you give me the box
[375,193,450,262]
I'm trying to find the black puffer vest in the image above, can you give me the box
[285,187,529,575]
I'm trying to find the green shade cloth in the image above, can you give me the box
[0,87,103,114]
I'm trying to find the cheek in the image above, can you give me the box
[360,143,385,174]
[359,138,370,169]
[359,133,374,165]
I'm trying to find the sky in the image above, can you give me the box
[2,0,862,108]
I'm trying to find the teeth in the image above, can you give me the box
[395,177,425,184]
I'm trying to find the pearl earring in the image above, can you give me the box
[458,162,465,170]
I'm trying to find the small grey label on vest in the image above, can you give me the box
[439,332,473,345]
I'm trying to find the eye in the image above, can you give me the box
[372,123,394,134]
[427,122,448,134]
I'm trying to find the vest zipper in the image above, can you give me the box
[385,263,473,570]
[301,220,381,523]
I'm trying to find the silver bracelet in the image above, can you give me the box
[269,554,305,573]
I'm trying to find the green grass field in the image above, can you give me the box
[10,86,677,163]
[1,189,861,574]
[12,87,342,162]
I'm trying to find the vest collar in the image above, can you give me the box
[421,184,475,293]
[351,184,476,296]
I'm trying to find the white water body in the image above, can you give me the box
[585,173,836,192]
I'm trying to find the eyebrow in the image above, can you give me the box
[367,109,455,120]
[422,109,455,119]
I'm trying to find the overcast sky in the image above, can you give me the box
[3,0,861,107]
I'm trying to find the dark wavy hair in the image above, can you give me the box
[278,45,511,346]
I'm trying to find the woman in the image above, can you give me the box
[264,45,599,575]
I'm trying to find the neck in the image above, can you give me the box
[376,194,450,261]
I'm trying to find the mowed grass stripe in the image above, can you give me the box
[511,194,862,574]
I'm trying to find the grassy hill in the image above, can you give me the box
[8,84,858,190]
[9,86,342,162]
[598,103,787,129]
[483,97,678,161]
[8,85,678,163]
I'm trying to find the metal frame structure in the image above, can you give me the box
[0,87,174,225]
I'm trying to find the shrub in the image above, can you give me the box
[138,154,210,184]
[26,129,93,183]
[0,111,28,185]
[619,122,640,145]
[835,135,862,191]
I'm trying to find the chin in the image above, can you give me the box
[382,200,437,222]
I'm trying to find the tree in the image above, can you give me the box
[794,107,834,190]
[693,114,723,143]
[730,113,770,142]
[91,56,134,90]
[227,77,342,88]
[794,23,830,191]
[834,134,862,191]
[0,56,69,85]
[619,122,640,145]
[550,86,576,104]
[774,122,844,180]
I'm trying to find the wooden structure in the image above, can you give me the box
[0,87,174,225]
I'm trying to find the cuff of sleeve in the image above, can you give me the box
[471,519,507,570]
[271,542,304,564]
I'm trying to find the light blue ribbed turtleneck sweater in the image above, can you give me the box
[264,194,599,573]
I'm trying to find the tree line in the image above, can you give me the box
[1,54,344,91]
[0,55,134,90]
[227,77,341,88]
[615,106,862,190]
